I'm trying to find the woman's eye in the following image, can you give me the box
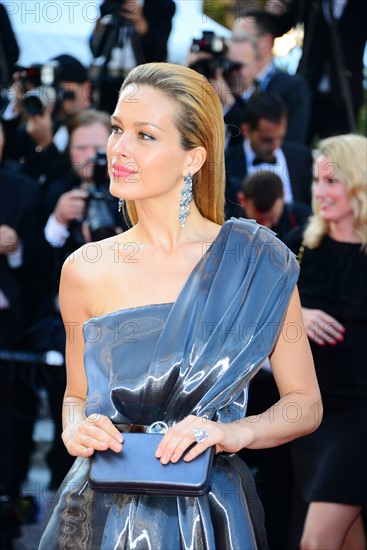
[138,132,154,140]
[111,125,122,134]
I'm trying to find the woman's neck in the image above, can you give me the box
[131,203,211,252]
[329,218,360,243]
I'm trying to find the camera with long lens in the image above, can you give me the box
[189,31,242,80]
[17,62,75,116]
[86,149,117,241]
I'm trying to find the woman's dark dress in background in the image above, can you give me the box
[286,229,367,506]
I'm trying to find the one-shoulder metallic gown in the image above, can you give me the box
[39,219,299,550]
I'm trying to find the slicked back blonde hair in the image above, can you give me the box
[304,134,367,251]
[118,62,225,226]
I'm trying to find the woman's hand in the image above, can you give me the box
[302,307,345,345]
[62,414,123,457]
[155,415,254,464]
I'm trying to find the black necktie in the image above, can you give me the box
[252,156,277,166]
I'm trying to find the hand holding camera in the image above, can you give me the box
[188,32,242,107]
[53,150,118,243]
[208,67,236,109]
[54,189,90,225]
[189,32,242,81]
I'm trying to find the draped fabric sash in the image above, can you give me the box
[111,218,299,426]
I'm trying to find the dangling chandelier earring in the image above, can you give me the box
[179,173,193,227]
[118,198,123,212]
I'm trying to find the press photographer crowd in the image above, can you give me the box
[0,0,366,548]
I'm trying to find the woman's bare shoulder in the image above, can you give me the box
[61,231,138,280]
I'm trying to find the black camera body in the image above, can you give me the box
[18,63,59,89]
[189,31,242,81]
[191,31,227,56]
[86,150,117,241]
[16,62,75,116]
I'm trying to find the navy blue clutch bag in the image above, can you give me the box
[88,432,214,496]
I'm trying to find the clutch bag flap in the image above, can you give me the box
[88,432,214,496]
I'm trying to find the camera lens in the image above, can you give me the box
[92,150,108,187]
[23,95,44,115]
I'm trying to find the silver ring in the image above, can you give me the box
[193,428,209,443]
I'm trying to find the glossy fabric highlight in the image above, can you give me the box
[39,218,299,550]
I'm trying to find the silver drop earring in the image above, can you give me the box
[118,199,123,212]
[179,173,193,227]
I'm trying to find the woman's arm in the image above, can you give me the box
[59,251,123,457]
[155,287,323,464]
[241,286,322,449]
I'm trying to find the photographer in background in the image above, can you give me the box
[42,109,128,310]
[232,10,312,144]
[187,31,254,148]
[2,54,92,186]
[35,109,128,491]
[90,0,175,112]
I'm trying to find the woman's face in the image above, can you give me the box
[313,155,353,224]
[107,84,191,202]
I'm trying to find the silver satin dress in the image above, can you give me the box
[39,218,299,550]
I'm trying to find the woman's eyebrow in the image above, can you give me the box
[111,114,164,132]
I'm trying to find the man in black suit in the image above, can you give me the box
[225,92,313,219]
[0,121,48,545]
[231,10,312,144]
[237,170,311,240]
[235,167,311,550]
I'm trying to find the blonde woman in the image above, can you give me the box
[286,134,367,549]
[39,63,321,549]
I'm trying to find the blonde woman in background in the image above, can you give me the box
[286,134,367,549]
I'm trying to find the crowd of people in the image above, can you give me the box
[0,1,366,549]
